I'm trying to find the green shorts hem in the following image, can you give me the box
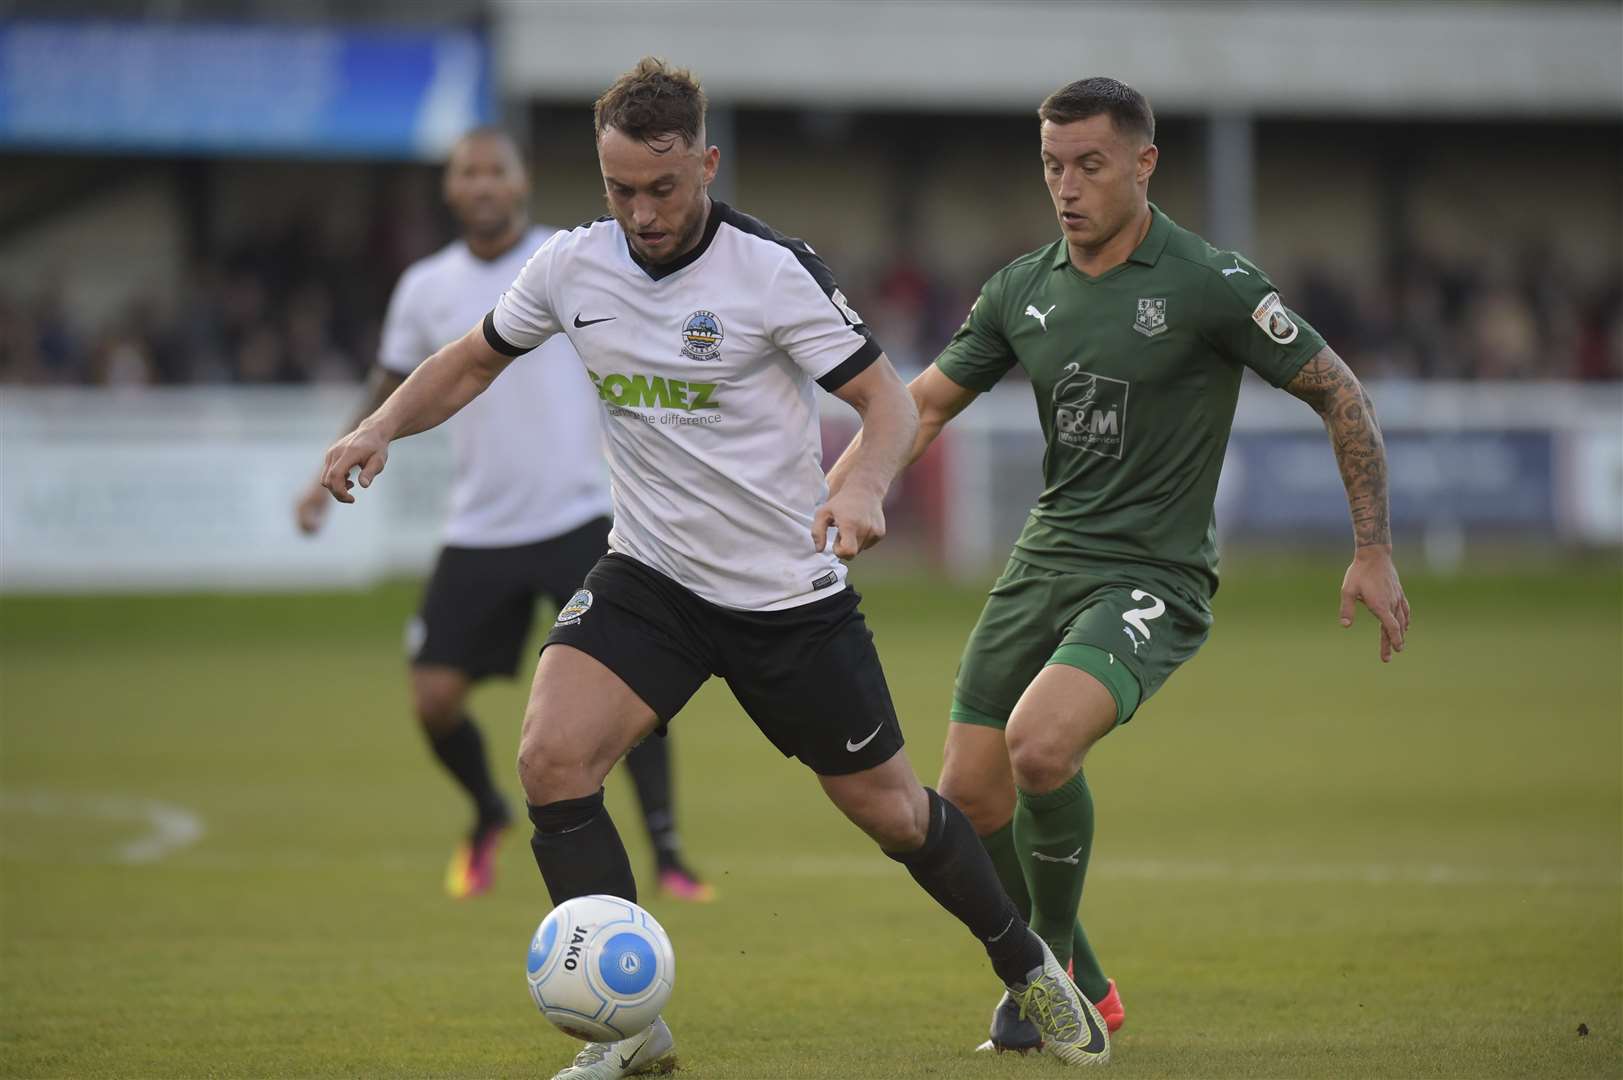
[949,694,1011,729]
[1046,642,1143,724]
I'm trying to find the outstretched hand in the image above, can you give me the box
[1340,547,1410,663]
[320,426,390,505]
[811,486,886,561]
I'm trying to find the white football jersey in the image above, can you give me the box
[379,225,611,549]
[487,203,880,612]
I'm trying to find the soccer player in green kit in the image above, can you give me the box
[830,77,1410,1063]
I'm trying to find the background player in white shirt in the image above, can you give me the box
[318,61,1106,1077]
[295,128,711,904]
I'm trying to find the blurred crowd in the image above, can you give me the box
[0,219,399,388]
[862,246,1623,382]
[2,225,1619,386]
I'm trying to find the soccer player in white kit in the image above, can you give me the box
[296,129,711,904]
[319,61,1107,1077]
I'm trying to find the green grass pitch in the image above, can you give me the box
[2,559,1619,1078]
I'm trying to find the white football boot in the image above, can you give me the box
[1003,935,1110,1066]
[975,990,1044,1054]
[549,1017,676,1079]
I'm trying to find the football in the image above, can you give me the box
[525,894,676,1042]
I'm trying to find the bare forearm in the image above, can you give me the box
[1329,390,1391,549]
[340,367,406,438]
[1285,348,1391,549]
[903,406,953,470]
[828,408,939,495]
[840,386,918,499]
[829,366,971,496]
[828,357,920,500]
[362,329,509,441]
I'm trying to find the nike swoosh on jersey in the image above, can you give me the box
[845,723,884,752]
[573,314,616,328]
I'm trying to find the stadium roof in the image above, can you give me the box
[494,0,1623,116]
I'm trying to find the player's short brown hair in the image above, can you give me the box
[1039,77,1155,143]
[594,57,707,148]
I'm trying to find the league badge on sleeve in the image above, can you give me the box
[1133,298,1168,338]
[1251,291,1300,345]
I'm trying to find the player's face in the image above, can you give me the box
[598,127,719,265]
[444,135,530,240]
[1040,115,1157,253]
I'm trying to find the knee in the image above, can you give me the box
[938,737,1015,835]
[516,722,571,802]
[936,771,1011,836]
[1006,723,1085,795]
[411,671,465,734]
[516,741,565,802]
[852,785,930,852]
[516,711,607,805]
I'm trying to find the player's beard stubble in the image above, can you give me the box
[618,192,710,267]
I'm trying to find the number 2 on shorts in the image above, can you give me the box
[1121,589,1166,642]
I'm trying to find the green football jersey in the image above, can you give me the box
[935,204,1325,593]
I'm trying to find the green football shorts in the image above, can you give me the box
[951,555,1213,728]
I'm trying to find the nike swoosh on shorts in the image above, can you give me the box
[845,723,884,752]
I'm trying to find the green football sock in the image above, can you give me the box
[978,819,1033,917]
[983,817,1105,1001]
[1014,769,1110,1002]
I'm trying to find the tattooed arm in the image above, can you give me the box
[1283,346,1411,662]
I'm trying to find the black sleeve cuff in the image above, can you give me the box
[482,310,529,357]
[816,337,882,393]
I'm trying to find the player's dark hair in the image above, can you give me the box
[594,57,707,150]
[1039,77,1155,143]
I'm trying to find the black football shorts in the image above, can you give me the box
[543,552,904,776]
[410,516,612,680]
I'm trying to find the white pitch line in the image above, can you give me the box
[1096,857,1622,888]
[0,789,204,864]
[762,853,1622,888]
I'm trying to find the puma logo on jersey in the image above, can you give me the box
[588,370,719,410]
[1025,304,1056,331]
[1221,259,1250,277]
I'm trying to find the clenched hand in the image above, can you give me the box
[811,486,887,561]
[321,425,391,504]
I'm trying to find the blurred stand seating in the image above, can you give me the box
[5,232,1616,387]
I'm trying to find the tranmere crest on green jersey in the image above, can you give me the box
[935,204,1326,594]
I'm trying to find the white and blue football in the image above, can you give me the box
[525,894,676,1042]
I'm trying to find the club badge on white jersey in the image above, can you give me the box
[679,310,725,361]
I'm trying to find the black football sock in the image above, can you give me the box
[979,818,1034,917]
[528,789,637,905]
[427,713,507,828]
[886,788,1043,986]
[624,736,682,869]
